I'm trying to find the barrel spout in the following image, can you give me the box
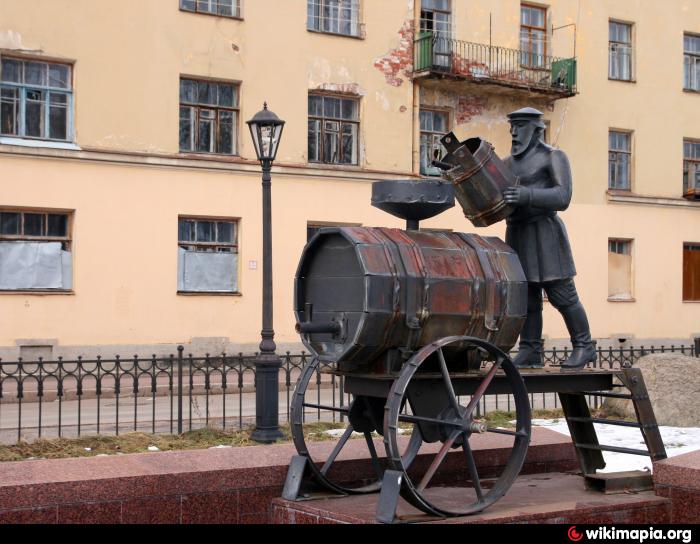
[296,321,342,335]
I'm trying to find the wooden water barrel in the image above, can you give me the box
[440,135,518,228]
[294,226,527,373]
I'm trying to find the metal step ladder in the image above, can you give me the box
[559,367,667,493]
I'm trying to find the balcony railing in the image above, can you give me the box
[414,33,577,96]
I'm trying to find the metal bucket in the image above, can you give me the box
[438,133,518,228]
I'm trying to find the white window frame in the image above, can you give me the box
[307,0,362,38]
[0,57,74,143]
[180,0,241,18]
[609,21,634,81]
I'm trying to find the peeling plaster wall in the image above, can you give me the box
[373,19,415,87]
[419,86,554,156]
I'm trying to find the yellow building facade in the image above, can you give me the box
[0,0,698,359]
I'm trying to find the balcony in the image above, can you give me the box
[413,34,577,98]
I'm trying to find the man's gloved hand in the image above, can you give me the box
[503,186,532,206]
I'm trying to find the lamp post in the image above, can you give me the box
[247,103,285,443]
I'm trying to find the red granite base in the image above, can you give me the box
[654,450,700,524]
[271,473,673,525]
[0,427,575,524]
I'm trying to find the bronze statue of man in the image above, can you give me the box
[502,107,596,370]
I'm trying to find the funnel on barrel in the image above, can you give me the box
[371,179,455,230]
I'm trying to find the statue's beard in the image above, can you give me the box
[511,139,530,157]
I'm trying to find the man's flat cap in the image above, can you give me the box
[507,107,546,127]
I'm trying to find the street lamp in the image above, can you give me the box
[247,103,285,443]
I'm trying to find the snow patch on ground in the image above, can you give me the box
[323,428,409,438]
[532,419,700,473]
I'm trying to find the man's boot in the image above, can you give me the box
[513,309,544,369]
[560,302,596,370]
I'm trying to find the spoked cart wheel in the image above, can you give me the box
[291,356,422,495]
[383,336,531,517]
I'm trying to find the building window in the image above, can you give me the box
[609,130,632,190]
[180,0,240,18]
[178,218,239,293]
[0,57,73,142]
[609,21,633,81]
[420,0,452,68]
[179,78,238,155]
[520,4,547,69]
[307,221,361,241]
[307,0,361,37]
[683,139,700,199]
[308,94,359,165]
[608,239,633,301]
[684,243,700,302]
[420,109,449,176]
[685,34,700,91]
[0,210,72,291]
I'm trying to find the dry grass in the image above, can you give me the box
[0,410,569,463]
[0,422,350,463]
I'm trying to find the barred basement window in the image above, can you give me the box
[308,94,359,165]
[0,209,72,291]
[307,0,361,37]
[178,218,239,293]
[0,57,73,142]
[609,130,632,190]
[180,78,239,155]
[684,34,700,91]
[420,109,449,176]
[180,0,241,18]
[609,21,634,81]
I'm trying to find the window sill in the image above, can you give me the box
[178,291,242,297]
[608,78,636,83]
[607,190,700,208]
[179,151,240,159]
[307,161,362,171]
[0,290,74,295]
[307,28,364,40]
[683,300,700,303]
[607,296,635,303]
[0,137,81,151]
[683,88,700,94]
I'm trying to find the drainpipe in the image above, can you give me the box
[412,0,421,176]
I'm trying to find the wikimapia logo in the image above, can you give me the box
[567,526,693,543]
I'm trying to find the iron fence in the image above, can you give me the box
[413,34,577,95]
[0,343,696,445]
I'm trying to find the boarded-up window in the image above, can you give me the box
[683,243,700,302]
[608,239,633,300]
[0,210,72,291]
[178,217,239,293]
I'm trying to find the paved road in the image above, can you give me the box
[0,386,575,444]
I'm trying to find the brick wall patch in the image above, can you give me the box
[374,20,414,87]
